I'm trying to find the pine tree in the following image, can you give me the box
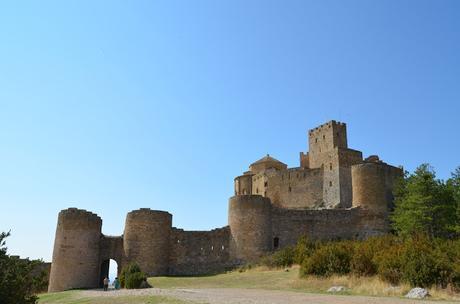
[391,164,457,238]
[447,166,460,234]
[0,232,41,304]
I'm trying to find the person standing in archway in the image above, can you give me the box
[103,277,109,291]
[113,277,120,290]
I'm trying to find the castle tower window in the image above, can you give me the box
[264,191,267,196]
[288,186,292,192]
[256,188,259,194]
[315,138,318,143]
[329,163,332,170]
[273,237,280,250]
[329,181,332,187]
[264,182,268,187]
[323,135,325,140]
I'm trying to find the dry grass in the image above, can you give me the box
[151,265,460,301]
[38,290,192,304]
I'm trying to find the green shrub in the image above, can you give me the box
[294,234,460,288]
[273,246,295,267]
[294,236,317,264]
[125,271,146,289]
[350,243,376,276]
[119,262,146,289]
[300,241,353,277]
[260,246,294,268]
[374,241,404,285]
[401,236,438,287]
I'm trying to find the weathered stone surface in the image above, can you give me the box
[49,120,402,292]
[327,286,348,292]
[406,287,429,299]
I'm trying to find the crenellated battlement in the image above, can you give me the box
[56,208,102,228]
[308,120,346,135]
[127,208,172,217]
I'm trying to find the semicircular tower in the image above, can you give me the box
[48,208,102,292]
[352,162,387,213]
[123,208,172,275]
[228,195,272,262]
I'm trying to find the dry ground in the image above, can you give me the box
[39,266,460,304]
[40,288,460,304]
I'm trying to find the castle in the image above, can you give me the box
[48,120,402,292]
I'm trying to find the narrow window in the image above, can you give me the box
[273,237,280,249]
[329,163,332,170]
[256,188,259,194]
[264,182,268,187]
[288,186,292,192]
[329,181,333,187]
[323,135,325,140]
[315,138,318,143]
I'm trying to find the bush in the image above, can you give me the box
[350,243,376,276]
[119,262,146,289]
[283,234,460,289]
[125,271,146,289]
[260,246,294,268]
[351,235,398,278]
[300,241,353,277]
[273,246,295,268]
[401,236,438,287]
[294,236,317,265]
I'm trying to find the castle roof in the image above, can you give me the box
[250,154,285,166]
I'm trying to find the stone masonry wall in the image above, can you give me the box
[252,167,324,209]
[169,227,232,275]
[271,207,387,249]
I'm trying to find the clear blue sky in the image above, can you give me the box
[1,1,459,261]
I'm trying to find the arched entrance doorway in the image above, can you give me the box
[99,259,119,288]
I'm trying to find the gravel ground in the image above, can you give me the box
[80,288,460,304]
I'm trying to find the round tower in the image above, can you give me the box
[228,195,272,262]
[234,173,253,195]
[123,208,172,275]
[48,208,102,292]
[352,162,387,213]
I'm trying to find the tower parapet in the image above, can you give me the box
[234,172,253,195]
[48,208,102,292]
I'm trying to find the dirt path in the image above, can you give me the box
[80,288,459,304]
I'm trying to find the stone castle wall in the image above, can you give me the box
[169,227,232,275]
[251,167,324,209]
[48,120,403,292]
